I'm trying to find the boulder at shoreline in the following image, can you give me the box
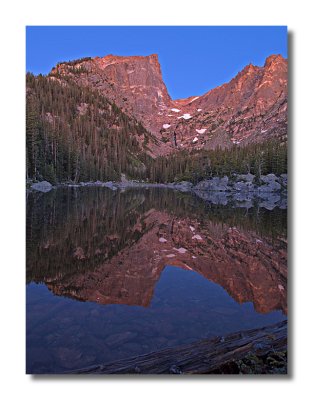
[30,181,53,193]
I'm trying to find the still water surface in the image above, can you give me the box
[26,187,287,373]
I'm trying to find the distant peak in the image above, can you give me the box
[264,54,286,67]
[243,63,258,72]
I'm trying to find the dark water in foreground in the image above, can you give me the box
[26,187,287,373]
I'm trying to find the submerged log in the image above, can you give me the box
[69,320,287,374]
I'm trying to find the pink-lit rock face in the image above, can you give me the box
[50,54,287,154]
[51,54,172,155]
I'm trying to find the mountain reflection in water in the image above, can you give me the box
[26,187,287,373]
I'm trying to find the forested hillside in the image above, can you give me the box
[26,73,287,184]
[26,73,155,183]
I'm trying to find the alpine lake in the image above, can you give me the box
[26,186,287,373]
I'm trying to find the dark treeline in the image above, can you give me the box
[149,140,287,183]
[26,73,287,184]
[26,73,153,183]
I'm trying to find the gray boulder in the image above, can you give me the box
[103,181,118,190]
[260,174,279,184]
[94,180,105,186]
[174,181,193,192]
[235,173,255,183]
[31,181,53,193]
[195,176,230,191]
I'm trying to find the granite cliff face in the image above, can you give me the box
[176,55,287,148]
[50,54,172,153]
[50,54,287,155]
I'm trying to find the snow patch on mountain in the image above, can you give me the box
[174,247,187,254]
[178,114,193,120]
[192,234,202,240]
[190,96,199,103]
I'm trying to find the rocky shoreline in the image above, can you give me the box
[28,173,287,210]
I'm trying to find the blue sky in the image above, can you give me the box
[26,26,287,100]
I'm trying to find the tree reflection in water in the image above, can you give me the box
[26,187,287,373]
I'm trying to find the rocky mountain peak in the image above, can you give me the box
[264,54,286,68]
[49,53,287,155]
[242,63,259,74]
